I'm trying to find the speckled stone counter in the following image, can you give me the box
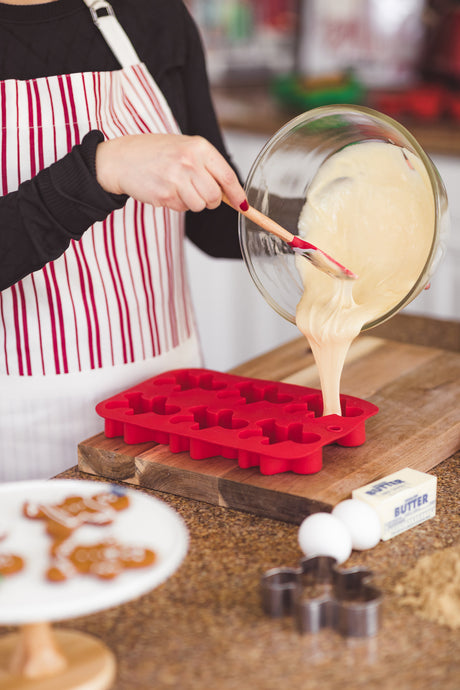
[53,454,458,690]
[2,315,459,689]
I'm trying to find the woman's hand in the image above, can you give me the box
[95,133,247,213]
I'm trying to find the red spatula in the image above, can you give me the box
[224,194,357,281]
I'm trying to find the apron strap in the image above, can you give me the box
[82,0,141,68]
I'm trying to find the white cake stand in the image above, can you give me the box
[0,479,189,689]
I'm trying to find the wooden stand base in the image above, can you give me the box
[0,625,116,690]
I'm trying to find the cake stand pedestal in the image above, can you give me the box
[0,622,115,689]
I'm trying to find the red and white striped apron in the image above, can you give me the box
[0,1,201,481]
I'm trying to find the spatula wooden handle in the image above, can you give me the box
[222,193,357,280]
[222,193,294,245]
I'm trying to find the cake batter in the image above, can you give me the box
[295,141,434,415]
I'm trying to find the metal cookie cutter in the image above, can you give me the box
[261,555,382,637]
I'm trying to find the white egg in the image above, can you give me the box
[298,512,352,564]
[332,499,381,550]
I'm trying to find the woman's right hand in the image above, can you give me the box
[95,133,247,213]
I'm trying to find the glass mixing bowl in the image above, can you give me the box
[239,105,449,330]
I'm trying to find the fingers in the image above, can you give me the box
[177,169,222,213]
[95,133,248,213]
[174,136,247,212]
[200,141,247,211]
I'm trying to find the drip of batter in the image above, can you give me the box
[295,141,434,416]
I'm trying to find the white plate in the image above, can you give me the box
[0,480,188,625]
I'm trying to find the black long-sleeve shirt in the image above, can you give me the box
[0,0,241,291]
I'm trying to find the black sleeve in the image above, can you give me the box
[0,0,241,294]
[0,130,128,291]
[165,3,242,259]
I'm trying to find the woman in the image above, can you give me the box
[0,0,248,480]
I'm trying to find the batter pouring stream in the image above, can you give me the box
[295,141,434,415]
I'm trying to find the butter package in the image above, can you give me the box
[352,468,437,541]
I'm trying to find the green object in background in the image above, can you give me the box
[271,72,366,111]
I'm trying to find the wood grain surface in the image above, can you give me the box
[0,628,115,690]
[78,335,460,523]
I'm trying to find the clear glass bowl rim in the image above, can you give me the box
[238,104,448,331]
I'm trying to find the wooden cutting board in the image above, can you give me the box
[78,335,460,523]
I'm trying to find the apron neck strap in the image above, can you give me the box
[82,0,141,68]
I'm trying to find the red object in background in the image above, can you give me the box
[405,85,445,119]
[372,91,408,118]
[446,90,460,119]
[96,368,378,476]
[372,82,460,122]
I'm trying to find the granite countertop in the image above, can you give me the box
[54,453,459,690]
[2,315,459,689]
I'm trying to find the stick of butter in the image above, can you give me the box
[352,468,437,541]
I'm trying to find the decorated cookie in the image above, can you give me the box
[47,538,156,581]
[23,488,130,540]
[0,552,25,577]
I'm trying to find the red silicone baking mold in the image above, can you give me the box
[96,369,379,476]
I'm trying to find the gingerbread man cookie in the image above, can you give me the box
[0,529,25,577]
[23,488,130,540]
[0,553,25,577]
[47,538,156,581]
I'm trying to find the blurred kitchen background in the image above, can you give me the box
[183,0,460,370]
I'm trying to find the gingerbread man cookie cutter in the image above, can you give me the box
[261,555,382,637]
